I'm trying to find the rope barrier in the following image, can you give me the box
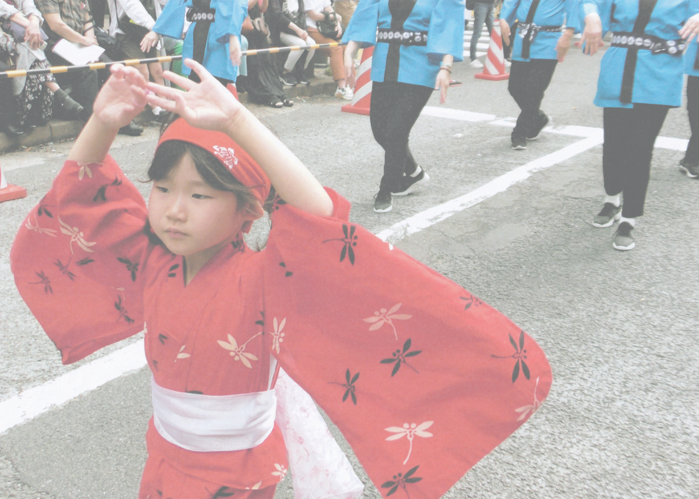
[0,42,343,79]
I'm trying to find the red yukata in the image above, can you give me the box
[11,156,552,498]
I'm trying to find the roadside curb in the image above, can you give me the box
[0,76,338,154]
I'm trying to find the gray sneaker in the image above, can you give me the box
[679,159,699,178]
[593,202,622,228]
[612,222,635,251]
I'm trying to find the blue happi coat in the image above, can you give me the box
[342,0,465,89]
[501,0,580,61]
[582,0,699,107]
[153,0,247,82]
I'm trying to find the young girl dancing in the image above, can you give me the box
[12,60,553,499]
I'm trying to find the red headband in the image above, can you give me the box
[156,118,271,206]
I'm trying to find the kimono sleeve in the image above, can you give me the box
[152,0,187,39]
[211,0,247,44]
[11,156,150,365]
[262,189,552,499]
[426,0,465,63]
[341,0,379,47]
[565,0,581,33]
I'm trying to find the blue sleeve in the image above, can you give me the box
[212,0,248,44]
[500,0,520,26]
[152,0,187,39]
[565,0,581,32]
[580,0,611,34]
[341,0,379,47]
[426,0,466,63]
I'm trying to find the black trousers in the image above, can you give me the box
[603,104,669,218]
[508,59,558,139]
[684,75,699,164]
[46,50,99,115]
[370,80,433,192]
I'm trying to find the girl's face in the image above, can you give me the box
[148,153,256,266]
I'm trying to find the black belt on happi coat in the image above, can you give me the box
[384,0,418,82]
[517,22,563,58]
[619,0,660,104]
[611,32,685,55]
[377,28,428,46]
[188,0,216,81]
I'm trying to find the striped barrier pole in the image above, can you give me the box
[0,42,344,79]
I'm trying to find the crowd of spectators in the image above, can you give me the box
[0,0,358,137]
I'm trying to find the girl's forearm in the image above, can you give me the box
[67,116,119,164]
[225,109,333,217]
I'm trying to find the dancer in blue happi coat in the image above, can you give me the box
[580,0,699,250]
[681,39,699,178]
[153,0,248,85]
[500,0,580,151]
[341,0,465,213]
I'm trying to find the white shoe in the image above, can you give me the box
[151,106,165,116]
[469,59,484,69]
[504,59,512,68]
[335,86,354,100]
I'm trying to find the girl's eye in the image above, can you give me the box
[156,186,168,193]
[192,193,211,200]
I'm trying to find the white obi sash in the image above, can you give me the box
[151,377,277,452]
[151,371,364,499]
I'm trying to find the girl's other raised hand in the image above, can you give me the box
[145,59,243,133]
[93,64,148,131]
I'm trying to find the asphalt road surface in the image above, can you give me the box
[1,46,698,499]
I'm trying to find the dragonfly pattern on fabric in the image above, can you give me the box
[29,271,52,294]
[117,257,139,281]
[385,421,433,464]
[329,369,360,405]
[217,332,262,368]
[25,217,57,237]
[58,218,96,254]
[115,295,135,324]
[380,339,421,377]
[460,293,483,310]
[381,465,423,497]
[515,376,542,421]
[363,303,412,340]
[54,259,75,281]
[93,176,122,202]
[492,330,530,382]
[77,162,93,181]
[322,224,358,265]
[270,317,286,354]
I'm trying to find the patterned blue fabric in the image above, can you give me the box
[153,0,247,82]
[501,0,581,61]
[342,0,465,89]
[581,0,699,108]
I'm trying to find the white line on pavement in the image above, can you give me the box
[0,340,146,435]
[377,135,603,243]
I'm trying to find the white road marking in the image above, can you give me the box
[0,340,146,435]
[377,135,603,243]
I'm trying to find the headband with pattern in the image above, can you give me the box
[156,118,271,206]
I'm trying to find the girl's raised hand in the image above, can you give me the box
[93,64,148,130]
[145,59,242,133]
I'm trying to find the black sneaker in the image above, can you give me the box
[511,135,527,150]
[280,73,298,87]
[118,121,144,136]
[679,158,699,179]
[392,167,429,196]
[374,189,392,213]
[298,76,311,85]
[593,202,621,228]
[526,112,550,140]
[613,222,635,251]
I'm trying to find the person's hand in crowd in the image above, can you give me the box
[344,40,358,88]
[579,12,603,55]
[436,67,450,104]
[500,19,511,46]
[146,59,243,133]
[680,13,699,43]
[336,20,343,39]
[93,64,148,131]
[294,24,308,41]
[82,32,98,46]
[556,28,575,62]
[141,31,159,53]
[229,34,241,66]
[25,16,43,50]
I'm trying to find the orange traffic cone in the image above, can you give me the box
[0,162,27,203]
[475,23,509,81]
[342,47,373,115]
